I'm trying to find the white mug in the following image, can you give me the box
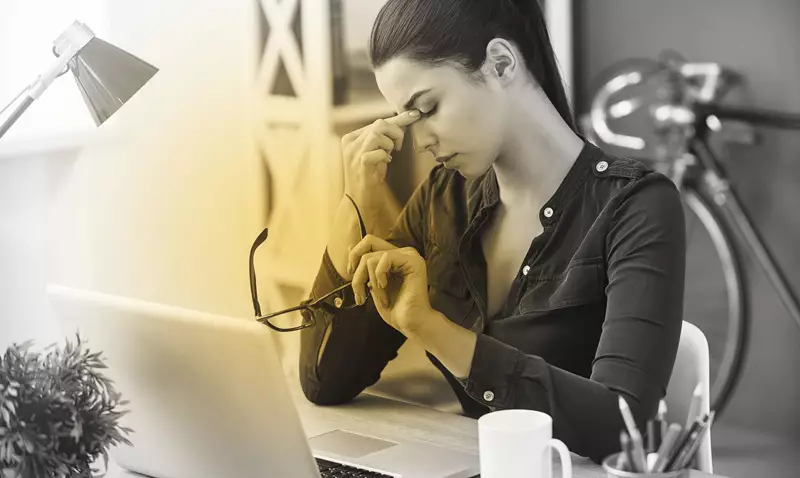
[478,409,572,478]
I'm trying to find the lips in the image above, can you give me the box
[435,153,457,164]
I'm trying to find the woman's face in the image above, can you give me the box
[374,56,507,179]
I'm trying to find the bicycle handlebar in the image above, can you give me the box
[586,53,737,152]
[696,104,800,130]
[586,52,800,153]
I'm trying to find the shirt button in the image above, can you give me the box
[543,207,554,218]
[596,160,609,172]
[483,390,495,402]
[522,265,531,276]
[334,297,343,308]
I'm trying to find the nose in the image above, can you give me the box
[410,123,437,155]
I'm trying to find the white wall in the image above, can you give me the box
[343,0,387,54]
[0,0,264,350]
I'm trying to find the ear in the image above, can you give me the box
[481,38,519,85]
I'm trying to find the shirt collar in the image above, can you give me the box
[480,136,602,226]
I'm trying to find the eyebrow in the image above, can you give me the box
[402,89,432,111]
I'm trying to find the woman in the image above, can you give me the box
[298,0,686,463]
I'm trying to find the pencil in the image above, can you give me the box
[685,384,703,430]
[653,423,683,472]
[618,396,648,473]
[658,399,668,438]
[671,411,715,471]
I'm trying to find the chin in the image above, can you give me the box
[453,158,492,180]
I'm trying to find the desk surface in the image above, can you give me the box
[105,378,726,478]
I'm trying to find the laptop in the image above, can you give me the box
[46,284,480,478]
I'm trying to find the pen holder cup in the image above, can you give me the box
[602,453,690,478]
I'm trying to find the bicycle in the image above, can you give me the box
[579,50,800,419]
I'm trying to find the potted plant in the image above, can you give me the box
[0,334,132,478]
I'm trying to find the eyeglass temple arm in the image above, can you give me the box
[257,301,314,322]
[250,197,364,320]
[258,281,363,322]
[249,228,269,316]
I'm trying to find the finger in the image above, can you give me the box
[369,119,407,151]
[346,126,371,156]
[367,255,389,309]
[399,247,427,276]
[375,252,393,290]
[348,235,395,274]
[361,149,392,166]
[362,131,395,154]
[341,124,370,146]
[382,248,425,277]
[384,109,421,128]
[351,252,373,304]
[350,126,368,157]
[346,243,354,275]
[348,239,372,277]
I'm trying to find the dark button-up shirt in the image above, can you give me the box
[298,139,686,463]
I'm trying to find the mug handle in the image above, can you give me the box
[547,439,572,478]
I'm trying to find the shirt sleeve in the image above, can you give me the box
[458,175,686,463]
[299,168,439,405]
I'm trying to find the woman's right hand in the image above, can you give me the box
[341,109,421,212]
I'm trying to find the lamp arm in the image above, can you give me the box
[0,21,95,141]
[0,93,36,140]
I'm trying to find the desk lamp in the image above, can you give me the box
[0,20,157,140]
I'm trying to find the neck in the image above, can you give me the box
[492,86,583,209]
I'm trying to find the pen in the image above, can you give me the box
[647,418,661,453]
[647,452,658,472]
[619,430,637,472]
[663,418,699,472]
[652,423,683,472]
[670,411,715,471]
[618,396,648,473]
[657,399,668,439]
[616,449,629,472]
[685,384,703,431]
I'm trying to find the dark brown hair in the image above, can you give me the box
[369,0,575,131]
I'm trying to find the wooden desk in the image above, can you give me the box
[104,378,726,478]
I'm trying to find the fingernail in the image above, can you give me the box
[409,109,420,117]
[379,275,387,289]
[347,263,352,274]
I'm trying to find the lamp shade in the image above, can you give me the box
[69,37,158,126]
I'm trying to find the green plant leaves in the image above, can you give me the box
[0,334,132,477]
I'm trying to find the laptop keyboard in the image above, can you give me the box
[316,457,394,477]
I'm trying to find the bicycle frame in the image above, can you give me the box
[689,105,800,334]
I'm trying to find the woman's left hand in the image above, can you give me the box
[349,236,432,335]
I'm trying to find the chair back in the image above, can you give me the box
[665,321,713,474]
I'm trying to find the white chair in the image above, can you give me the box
[664,321,713,474]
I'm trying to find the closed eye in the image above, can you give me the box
[421,104,438,117]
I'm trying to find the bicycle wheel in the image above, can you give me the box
[681,183,749,417]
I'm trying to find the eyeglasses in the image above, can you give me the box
[249,228,369,332]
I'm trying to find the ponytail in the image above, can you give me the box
[507,0,576,131]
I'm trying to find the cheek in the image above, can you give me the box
[440,96,500,148]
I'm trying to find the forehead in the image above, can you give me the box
[374,56,472,109]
